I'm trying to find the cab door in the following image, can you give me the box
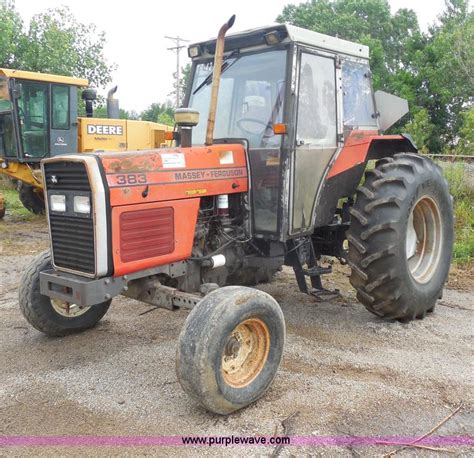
[50,84,78,156]
[16,81,49,160]
[290,51,338,235]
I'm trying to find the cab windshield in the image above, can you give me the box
[189,50,287,148]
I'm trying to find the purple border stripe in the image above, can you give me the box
[0,435,473,447]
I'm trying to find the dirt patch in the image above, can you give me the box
[447,263,474,290]
[0,219,472,456]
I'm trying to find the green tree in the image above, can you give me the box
[0,2,114,89]
[93,106,139,120]
[0,1,23,68]
[404,108,435,153]
[140,102,174,124]
[170,63,192,107]
[415,1,473,151]
[277,0,473,152]
[456,107,474,155]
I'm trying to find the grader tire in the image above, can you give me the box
[0,193,5,219]
[347,153,453,322]
[176,286,285,415]
[19,251,111,336]
[18,183,45,215]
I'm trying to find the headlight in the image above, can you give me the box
[74,195,91,214]
[188,45,201,58]
[50,194,66,212]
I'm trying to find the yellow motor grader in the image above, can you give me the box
[0,68,172,217]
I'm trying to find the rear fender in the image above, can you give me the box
[314,132,418,228]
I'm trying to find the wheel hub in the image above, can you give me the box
[406,196,442,283]
[221,318,270,388]
[51,299,91,318]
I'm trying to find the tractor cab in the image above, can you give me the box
[185,24,408,240]
[0,69,86,163]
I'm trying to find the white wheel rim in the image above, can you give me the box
[406,196,443,284]
[51,299,91,318]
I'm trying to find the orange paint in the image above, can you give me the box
[97,144,248,206]
[101,143,249,276]
[327,131,408,178]
[111,198,200,277]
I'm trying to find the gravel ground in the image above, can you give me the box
[0,217,473,457]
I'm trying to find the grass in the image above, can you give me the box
[0,186,41,219]
[441,162,474,265]
[0,181,43,221]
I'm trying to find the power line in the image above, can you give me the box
[165,35,190,108]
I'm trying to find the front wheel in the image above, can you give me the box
[18,183,45,215]
[347,153,453,321]
[176,286,285,415]
[19,251,111,336]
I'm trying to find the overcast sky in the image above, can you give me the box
[15,0,447,113]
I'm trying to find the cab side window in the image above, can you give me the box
[52,85,70,130]
[342,60,377,128]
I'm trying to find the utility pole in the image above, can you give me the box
[165,35,189,108]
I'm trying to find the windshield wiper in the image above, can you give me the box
[192,51,240,95]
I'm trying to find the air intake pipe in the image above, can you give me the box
[205,15,236,146]
[81,88,97,118]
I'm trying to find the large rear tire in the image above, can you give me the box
[18,183,45,215]
[176,286,285,414]
[19,251,111,336]
[347,153,453,321]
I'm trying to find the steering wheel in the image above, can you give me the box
[237,117,269,135]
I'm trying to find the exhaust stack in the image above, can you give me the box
[205,15,236,146]
[107,85,120,119]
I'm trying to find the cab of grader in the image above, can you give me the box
[19,17,453,415]
[0,68,171,217]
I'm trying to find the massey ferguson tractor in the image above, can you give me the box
[19,17,453,415]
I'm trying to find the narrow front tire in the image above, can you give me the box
[176,286,285,415]
[19,251,111,336]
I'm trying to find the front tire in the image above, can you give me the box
[176,286,285,415]
[347,153,453,321]
[19,251,111,336]
[18,183,45,215]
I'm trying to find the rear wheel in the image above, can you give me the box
[18,183,45,215]
[176,286,285,414]
[347,153,453,321]
[19,251,111,336]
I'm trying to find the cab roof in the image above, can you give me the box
[190,23,369,60]
[0,68,88,86]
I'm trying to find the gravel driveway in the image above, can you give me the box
[0,217,472,456]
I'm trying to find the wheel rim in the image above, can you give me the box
[221,318,270,388]
[406,196,442,283]
[51,299,91,318]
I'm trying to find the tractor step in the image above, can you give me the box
[303,265,332,277]
[310,287,341,302]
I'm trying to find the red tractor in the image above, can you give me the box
[20,17,453,414]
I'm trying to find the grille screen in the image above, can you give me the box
[120,207,174,263]
[44,161,95,274]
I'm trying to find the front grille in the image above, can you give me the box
[44,161,95,274]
